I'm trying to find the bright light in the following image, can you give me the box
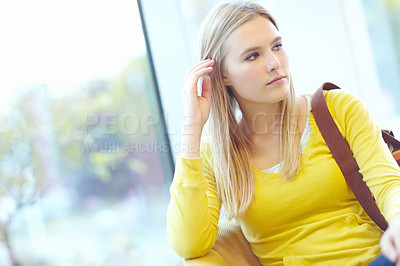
[0,0,146,113]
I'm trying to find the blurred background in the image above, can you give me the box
[0,0,399,265]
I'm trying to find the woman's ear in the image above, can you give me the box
[223,75,231,86]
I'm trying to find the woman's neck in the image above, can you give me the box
[239,101,283,140]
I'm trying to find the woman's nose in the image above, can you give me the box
[266,54,281,72]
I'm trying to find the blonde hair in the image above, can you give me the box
[199,1,302,219]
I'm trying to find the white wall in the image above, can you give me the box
[271,0,383,120]
[142,0,386,161]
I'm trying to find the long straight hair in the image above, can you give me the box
[199,1,302,219]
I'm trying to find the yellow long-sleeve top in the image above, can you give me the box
[167,90,400,265]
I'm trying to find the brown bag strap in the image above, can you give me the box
[311,82,388,231]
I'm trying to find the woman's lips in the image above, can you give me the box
[267,76,285,85]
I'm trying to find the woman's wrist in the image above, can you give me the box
[180,134,201,158]
[180,125,202,158]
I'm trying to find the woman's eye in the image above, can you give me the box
[246,52,259,61]
[273,43,283,51]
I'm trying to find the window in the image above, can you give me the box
[0,0,177,265]
[362,0,400,134]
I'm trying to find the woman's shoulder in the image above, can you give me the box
[323,88,362,109]
[321,88,371,128]
[300,90,358,111]
[300,87,365,120]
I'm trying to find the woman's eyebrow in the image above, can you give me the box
[271,36,282,44]
[240,46,262,57]
[239,36,282,57]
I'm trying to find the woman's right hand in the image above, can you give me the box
[181,59,215,134]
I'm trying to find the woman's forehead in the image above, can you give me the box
[225,16,280,55]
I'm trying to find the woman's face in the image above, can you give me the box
[222,15,290,106]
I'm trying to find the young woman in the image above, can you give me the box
[167,1,400,265]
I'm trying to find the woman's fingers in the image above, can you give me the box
[394,231,400,263]
[381,229,399,262]
[181,59,215,129]
[184,59,215,89]
[191,67,213,86]
[182,60,212,98]
[187,59,214,77]
[201,75,212,99]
